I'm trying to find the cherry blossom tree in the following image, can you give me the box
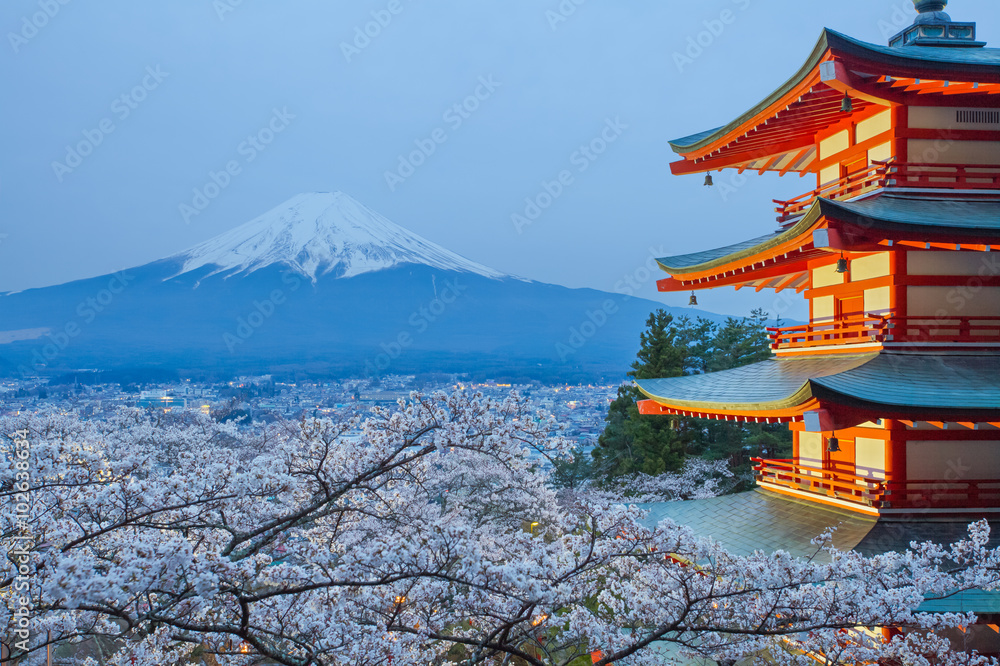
[2,392,999,666]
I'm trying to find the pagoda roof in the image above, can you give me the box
[669,29,1000,175]
[819,193,1000,237]
[636,353,1000,422]
[637,355,874,413]
[656,232,785,274]
[655,194,1000,291]
[641,490,1000,613]
[644,489,1000,562]
[642,489,877,560]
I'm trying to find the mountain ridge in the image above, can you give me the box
[168,191,508,285]
[0,192,732,380]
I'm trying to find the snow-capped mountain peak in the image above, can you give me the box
[170,192,507,282]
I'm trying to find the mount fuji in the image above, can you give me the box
[0,192,724,380]
[171,192,507,284]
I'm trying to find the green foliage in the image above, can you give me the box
[592,308,791,483]
[551,446,594,489]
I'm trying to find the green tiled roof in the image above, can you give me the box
[813,354,1000,410]
[655,194,1000,275]
[831,29,1000,74]
[637,353,1000,414]
[656,233,785,274]
[636,355,873,412]
[819,195,1000,238]
[640,489,877,559]
[855,520,1000,558]
[641,490,1000,613]
[670,29,1000,154]
[918,590,1000,614]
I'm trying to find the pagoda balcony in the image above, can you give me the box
[753,458,1000,512]
[774,161,1000,225]
[753,458,885,507]
[768,315,1000,353]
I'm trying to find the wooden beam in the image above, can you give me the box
[903,79,950,92]
[820,61,900,107]
[675,69,825,159]
[772,273,803,293]
[780,147,812,176]
[758,155,782,175]
[896,127,1000,142]
[815,129,894,171]
[670,138,816,175]
[657,258,814,292]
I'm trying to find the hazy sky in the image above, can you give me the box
[1,0,997,320]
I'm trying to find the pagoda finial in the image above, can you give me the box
[914,0,947,12]
[912,0,952,23]
[889,0,984,47]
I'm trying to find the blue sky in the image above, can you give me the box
[1,0,997,321]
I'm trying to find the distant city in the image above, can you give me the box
[0,373,620,452]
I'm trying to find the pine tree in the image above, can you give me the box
[592,312,714,479]
[593,308,791,484]
[707,308,772,372]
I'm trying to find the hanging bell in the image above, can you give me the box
[688,291,698,306]
[704,173,714,187]
[827,436,841,453]
[835,254,849,274]
[841,94,853,113]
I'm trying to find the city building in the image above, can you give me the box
[136,390,187,411]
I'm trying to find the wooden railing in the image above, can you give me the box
[768,315,889,350]
[882,479,1000,510]
[755,458,1000,510]
[773,160,1000,224]
[753,458,885,507]
[888,316,1000,345]
[888,163,1000,190]
[769,316,1000,351]
[774,161,891,224]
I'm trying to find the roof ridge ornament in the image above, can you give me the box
[914,0,947,13]
[889,0,985,47]
[913,0,952,24]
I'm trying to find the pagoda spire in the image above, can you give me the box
[913,0,951,22]
[889,0,985,47]
[913,0,947,12]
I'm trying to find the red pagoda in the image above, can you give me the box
[639,1,1000,650]
[640,0,1000,521]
